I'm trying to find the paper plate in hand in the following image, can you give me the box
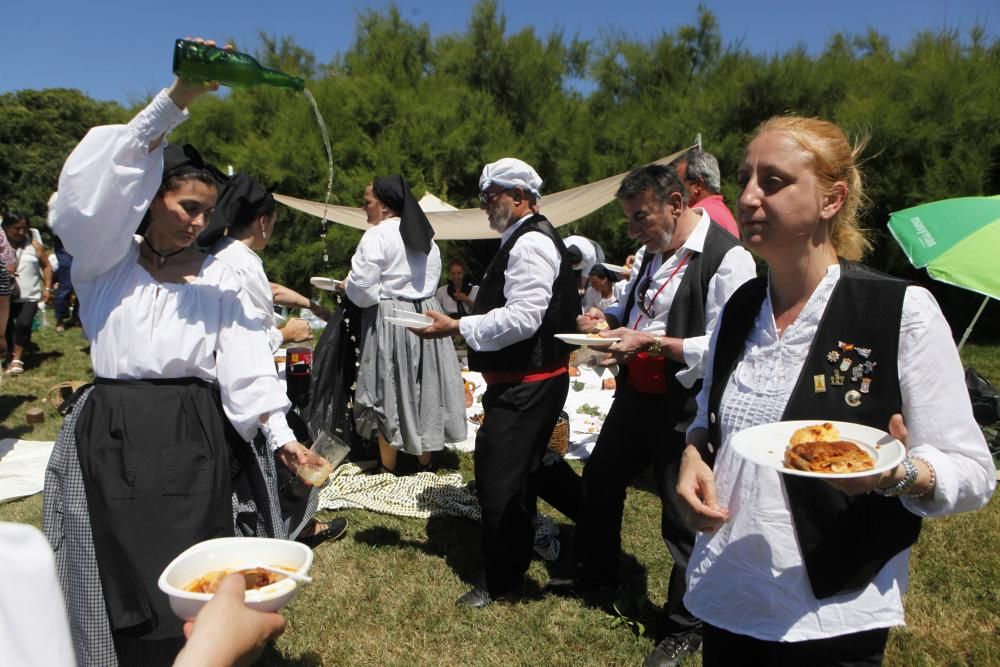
[385,314,432,329]
[310,276,343,291]
[730,420,904,479]
[601,263,628,274]
[554,333,621,347]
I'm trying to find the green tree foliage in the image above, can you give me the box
[7,2,1000,335]
[0,89,126,224]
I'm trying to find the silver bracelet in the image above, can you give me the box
[873,457,919,497]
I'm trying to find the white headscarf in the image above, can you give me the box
[479,158,543,200]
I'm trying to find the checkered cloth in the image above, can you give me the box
[317,462,560,560]
[232,434,318,540]
[41,387,119,667]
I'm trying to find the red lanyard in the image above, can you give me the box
[632,254,689,330]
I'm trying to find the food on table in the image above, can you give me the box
[601,377,616,391]
[469,413,485,426]
[184,567,287,594]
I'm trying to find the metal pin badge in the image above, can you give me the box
[827,350,840,364]
[851,365,864,382]
[839,357,853,372]
[813,374,827,393]
[860,378,871,394]
[845,390,862,407]
[856,347,872,359]
[830,369,845,386]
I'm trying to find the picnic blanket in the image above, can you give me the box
[451,364,616,459]
[317,461,561,560]
[0,439,55,504]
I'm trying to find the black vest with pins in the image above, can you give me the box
[622,220,742,423]
[701,262,922,599]
[468,215,581,373]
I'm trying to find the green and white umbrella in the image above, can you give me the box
[888,195,1000,350]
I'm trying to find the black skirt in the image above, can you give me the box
[74,377,240,641]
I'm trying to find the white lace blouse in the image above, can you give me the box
[52,89,294,446]
[684,264,996,641]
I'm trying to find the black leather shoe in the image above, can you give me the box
[644,632,702,667]
[297,517,348,549]
[455,586,494,609]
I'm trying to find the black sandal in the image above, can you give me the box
[296,517,348,549]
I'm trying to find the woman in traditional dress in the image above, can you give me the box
[204,172,347,546]
[345,176,467,474]
[675,116,995,666]
[42,42,324,666]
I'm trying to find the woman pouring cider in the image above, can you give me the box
[43,38,326,666]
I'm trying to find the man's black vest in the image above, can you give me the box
[467,215,580,373]
[701,262,922,599]
[621,220,742,424]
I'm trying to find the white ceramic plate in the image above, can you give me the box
[310,276,343,291]
[600,263,628,274]
[730,420,905,479]
[554,333,621,347]
[385,315,432,329]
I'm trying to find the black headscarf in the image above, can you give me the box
[197,173,275,247]
[162,144,227,185]
[372,175,434,254]
[138,144,227,235]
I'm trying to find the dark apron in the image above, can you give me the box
[75,377,238,640]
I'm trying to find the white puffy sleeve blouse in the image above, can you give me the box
[52,89,294,446]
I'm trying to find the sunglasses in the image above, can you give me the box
[478,188,513,206]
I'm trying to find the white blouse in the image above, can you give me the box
[604,212,757,388]
[684,264,996,641]
[344,218,442,308]
[53,89,294,446]
[212,237,284,354]
[582,280,626,312]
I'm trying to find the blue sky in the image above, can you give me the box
[3,0,996,104]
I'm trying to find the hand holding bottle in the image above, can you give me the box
[168,37,232,110]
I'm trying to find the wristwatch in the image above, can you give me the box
[873,457,919,497]
[647,335,663,357]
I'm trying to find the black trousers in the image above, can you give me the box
[576,381,699,636]
[475,373,570,596]
[6,299,37,349]
[703,624,890,666]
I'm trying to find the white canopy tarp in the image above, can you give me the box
[274,146,693,241]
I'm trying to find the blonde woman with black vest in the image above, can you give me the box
[677,117,995,665]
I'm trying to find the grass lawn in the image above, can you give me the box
[1,327,998,666]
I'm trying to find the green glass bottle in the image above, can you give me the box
[172,39,305,92]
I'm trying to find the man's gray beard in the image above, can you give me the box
[488,204,515,233]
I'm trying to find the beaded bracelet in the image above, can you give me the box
[909,456,937,498]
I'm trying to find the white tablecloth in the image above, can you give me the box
[449,365,616,460]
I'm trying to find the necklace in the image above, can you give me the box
[143,238,186,265]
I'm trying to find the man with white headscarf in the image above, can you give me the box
[417,157,582,608]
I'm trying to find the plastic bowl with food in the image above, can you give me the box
[158,537,313,621]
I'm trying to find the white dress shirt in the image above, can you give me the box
[684,264,996,641]
[459,215,562,352]
[604,212,757,388]
[212,237,284,354]
[53,88,294,447]
[344,217,442,308]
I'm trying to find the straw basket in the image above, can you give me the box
[547,411,570,456]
